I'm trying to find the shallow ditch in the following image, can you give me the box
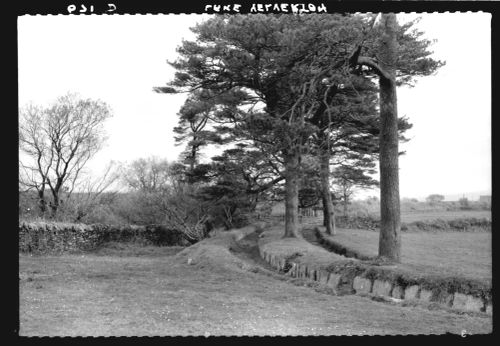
[228,231,281,273]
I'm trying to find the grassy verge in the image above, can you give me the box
[259,225,354,269]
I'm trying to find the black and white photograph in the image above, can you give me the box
[16,1,493,337]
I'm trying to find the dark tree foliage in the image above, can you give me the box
[190,145,285,228]
[156,14,339,237]
[156,14,443,242]
[173,88,246,176]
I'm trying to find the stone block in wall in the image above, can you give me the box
[392,285,404,299]
[353,276,372,294]
[279,258,286,271]
[298,264,306,278]
[419,289,433,302]
[405,285,420,300]
[318,270,329,284]
[452,293,467,310]
[433,290,453,306]
[372,280,392,297]
[308,268,316,280]
[327,273,341,289]
[453,293,484,312]
[276,257,282,270]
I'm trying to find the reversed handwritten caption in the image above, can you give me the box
[67,3,116,14]
[205,3,327,14]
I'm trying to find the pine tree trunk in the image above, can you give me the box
[377,13,401,262]
[320,147,336,235]
[283,150,300,238]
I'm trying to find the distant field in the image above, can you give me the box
[400,210,491,223]
[323,228,491,282]
[272,208,491,223]
[345,209,491,222]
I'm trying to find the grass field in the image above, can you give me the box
[301,209,492,223]
[19,234,492,336]
[317,228,491,282]
[399,210,491,223]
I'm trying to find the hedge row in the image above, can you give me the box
[336,217,491,232]
[19,221,190,254]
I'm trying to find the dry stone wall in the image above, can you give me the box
[19,221,190,254]
[259,243,492,316]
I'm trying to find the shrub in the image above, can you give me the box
[459,197,471,210]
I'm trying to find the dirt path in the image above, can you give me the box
[19,234,492,336]
[229,231,278,271]
[301,226,321,246]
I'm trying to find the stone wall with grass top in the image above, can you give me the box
[19,221,190,254]
[257,226,492,316]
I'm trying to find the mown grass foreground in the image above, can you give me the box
[19,231,492,336]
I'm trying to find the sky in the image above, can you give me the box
[18,12,491,201]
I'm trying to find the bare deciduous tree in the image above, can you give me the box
[19,93,112,217]
[62,162,122,223]
[122,157,173,193]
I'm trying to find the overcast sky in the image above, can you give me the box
[18,12,491,201]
